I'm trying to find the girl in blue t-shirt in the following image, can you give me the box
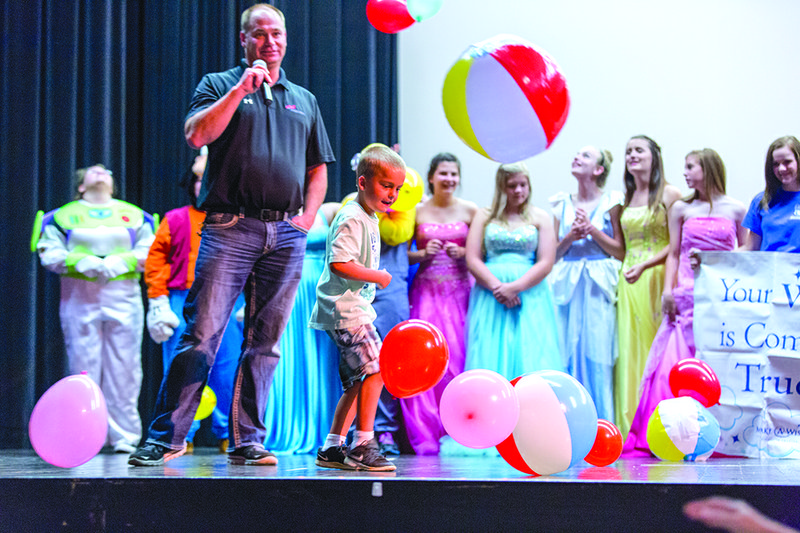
[743,135,800,252]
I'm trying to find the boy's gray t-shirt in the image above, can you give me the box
[309,200,380,330]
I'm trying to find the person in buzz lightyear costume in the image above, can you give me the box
[36,164,155,453]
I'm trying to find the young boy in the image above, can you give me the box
[309,144,406,471]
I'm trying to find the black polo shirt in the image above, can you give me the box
[187,60,335,213]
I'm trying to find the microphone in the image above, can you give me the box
[252,59,273,105]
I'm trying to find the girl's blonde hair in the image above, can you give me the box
[594,148,614,188]
[486,162,533,223]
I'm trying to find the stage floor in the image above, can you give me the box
[1,448,799,484]
[1,449,798,531]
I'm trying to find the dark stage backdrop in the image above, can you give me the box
[0,1,398,447]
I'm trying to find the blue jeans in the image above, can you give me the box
[163,290,245,441]
[146,213,307,450]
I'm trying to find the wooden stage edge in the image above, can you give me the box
[0,449,798,532]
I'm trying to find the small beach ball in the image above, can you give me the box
[497,370,597,476]
[646,397,720,462]
[442,34,570,163]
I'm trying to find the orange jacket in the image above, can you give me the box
[145,205,205,298]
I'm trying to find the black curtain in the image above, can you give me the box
[0,0,398,448]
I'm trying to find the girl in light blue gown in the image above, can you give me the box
[549,146,624,422]
[464,162,563,380]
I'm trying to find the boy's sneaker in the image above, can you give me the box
[346,440,396,472]
[127,443,185,466]
[316,445,355,470]
[227,445,278,466]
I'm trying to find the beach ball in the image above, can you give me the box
[390,167,424,212]
[194,386,217,421]
[380,319,449,398]
[669,359,721,408]
[442,34,570,163]
[366,0,415,34]
[29,372,108,468]
[439,369,519,449]
[497,370,597,476]
[647,397,720,462]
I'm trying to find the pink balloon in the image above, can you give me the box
[439,369,519,449]
[29,373,108,468]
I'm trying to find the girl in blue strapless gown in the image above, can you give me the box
[464,162,563,381]
[263,204,342,454]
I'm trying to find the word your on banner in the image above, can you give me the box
[694,251,800,458]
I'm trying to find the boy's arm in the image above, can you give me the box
[330,261,391,289]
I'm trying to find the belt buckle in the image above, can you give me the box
[259,209,279,221]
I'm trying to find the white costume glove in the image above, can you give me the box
[146,295,180,344]
[101,254,131,281]
[75,255,104,279]
[235,305,245,323]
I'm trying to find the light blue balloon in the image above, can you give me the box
[407,0,443,22]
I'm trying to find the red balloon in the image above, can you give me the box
[583,419,622,467]
[366,0,416,34]
[669,359,721,407]
[380,319,449,398]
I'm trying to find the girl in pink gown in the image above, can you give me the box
[623,148,747,456]
[401,153,478,455]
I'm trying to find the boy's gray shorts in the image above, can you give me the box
[327,323,382,390]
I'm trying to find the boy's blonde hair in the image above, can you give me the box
[356,143,405,180]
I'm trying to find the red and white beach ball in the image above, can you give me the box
[442,34,570,163]
[497,370,597,476]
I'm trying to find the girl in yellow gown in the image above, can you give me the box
[615,136,682,439]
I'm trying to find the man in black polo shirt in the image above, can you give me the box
[130,3,334,466]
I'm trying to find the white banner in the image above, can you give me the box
[694,251,800,458]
